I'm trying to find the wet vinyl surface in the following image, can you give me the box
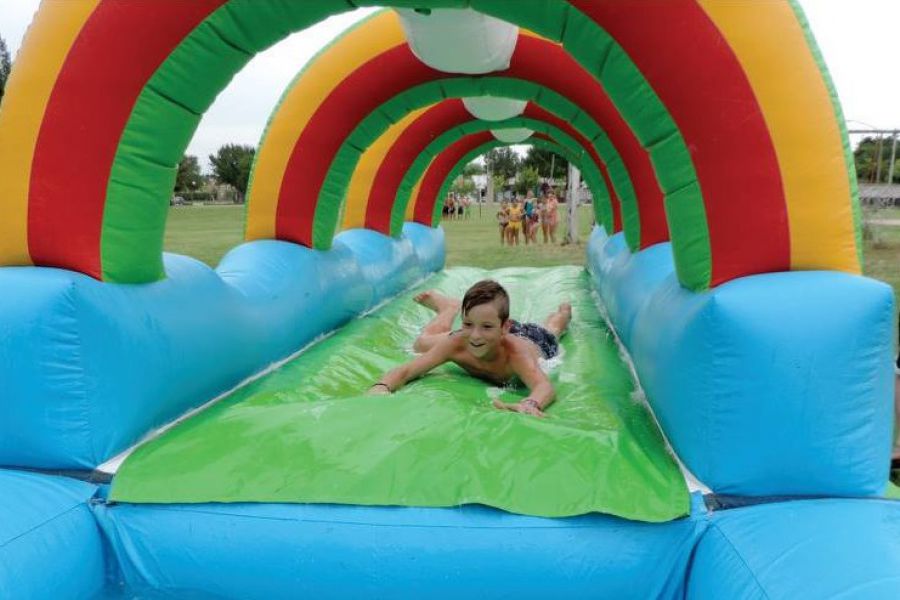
[111,267,689,521]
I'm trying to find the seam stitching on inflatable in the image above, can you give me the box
[65,279,99,465]
[205,19,253,57]
[0,503,86,550]
[146,83,201,117]
[119,504,612,530]
[707,524,772,598]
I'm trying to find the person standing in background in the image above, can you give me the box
[523,191,535,245]
[496,200,510,246]
[545,191,559,244]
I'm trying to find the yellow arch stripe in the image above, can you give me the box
[699,1,860,274]
[342,105,435,231]
[0,0,100,265]
[245,10,405,240]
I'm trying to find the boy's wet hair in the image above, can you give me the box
[462,280,510,322]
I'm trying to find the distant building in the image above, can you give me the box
[858,183,900,207]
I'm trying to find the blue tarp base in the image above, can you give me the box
[688,498,900,599]
[0,470,106,599]
[94,499,705,599]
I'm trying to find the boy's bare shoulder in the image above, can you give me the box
[440,331,468,353]
[505,334,543,361]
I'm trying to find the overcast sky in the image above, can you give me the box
[2,1,897,172]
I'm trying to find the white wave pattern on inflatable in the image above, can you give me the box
[491,128,533,144]
[462,97,528,121]
[395,8,518,74]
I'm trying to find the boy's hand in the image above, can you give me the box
[492,398,546,418]
[367,384,392,395]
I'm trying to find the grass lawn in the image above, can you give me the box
[164,204,246,268]
[163,203,900,301]
[164,203,598,270]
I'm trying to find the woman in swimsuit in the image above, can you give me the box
[538,197,550,244]
[496,201,510,246]
[545,192,560,244]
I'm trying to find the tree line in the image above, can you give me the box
[0,34,12,106]
[854,136,900,184]
[175,144,255,203]
[453,146,569,198]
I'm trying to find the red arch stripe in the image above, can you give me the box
[28,0,224,278]
[412,131,496,225]
[507,36,664,246]
[364,99,622,235]
[276,44,444,246]
[574,0,788,284]
[277,35,665,248]
[522,104,623,233]
[364,99,473,233]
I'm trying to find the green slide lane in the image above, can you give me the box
[111,267,689,521]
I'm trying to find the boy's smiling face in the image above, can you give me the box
[460,301,509,359]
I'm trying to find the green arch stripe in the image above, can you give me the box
[101,1,346,282]
[431,137,601,228]
[401,116,611,231]
[314,77,634,251]
[473,1,709,289]
[430,140,501,226]
[244,10,390,242]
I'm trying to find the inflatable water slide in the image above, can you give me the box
[0,2,898,598]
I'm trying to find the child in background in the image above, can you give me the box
[496,200,509,245]
[507,198,524,246]
[523,191,535,245]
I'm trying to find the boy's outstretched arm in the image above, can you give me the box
[493,353,555,417]
[368,336,456,395]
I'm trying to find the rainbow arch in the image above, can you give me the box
[0,0,860,291]
[414,134,598,228]
[336,108,615,234]
[1,4,897,598]
[247,13,660,253]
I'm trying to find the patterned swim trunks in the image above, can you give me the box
[508,320,559,359]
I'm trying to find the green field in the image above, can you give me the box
[164,203,597,270]
[164,203,900,300]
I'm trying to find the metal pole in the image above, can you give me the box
[549,153,556,185]
[889,132,898,185]
[564,163,580,245]
[875,135,884,183]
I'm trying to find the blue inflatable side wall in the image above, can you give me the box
[0,224,445,469]
[93,497,706,600]
[687,498,900,599]
[0,470,106,599]
[587,226,894,496]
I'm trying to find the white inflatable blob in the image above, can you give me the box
[396,8,518,74]
[491,128,534,144]
[463,97,528,121]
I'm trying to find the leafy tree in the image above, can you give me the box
[522,146,568,179]
[462,160,485,177]
[0,34,12,106]
[209,144,255,202]
[514,166,540,195]
[483,147,519,181]
[174,155,202,192]
[854,136,900,183]
[451,176,476,197]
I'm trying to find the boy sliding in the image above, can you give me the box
[369,280,571,417]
